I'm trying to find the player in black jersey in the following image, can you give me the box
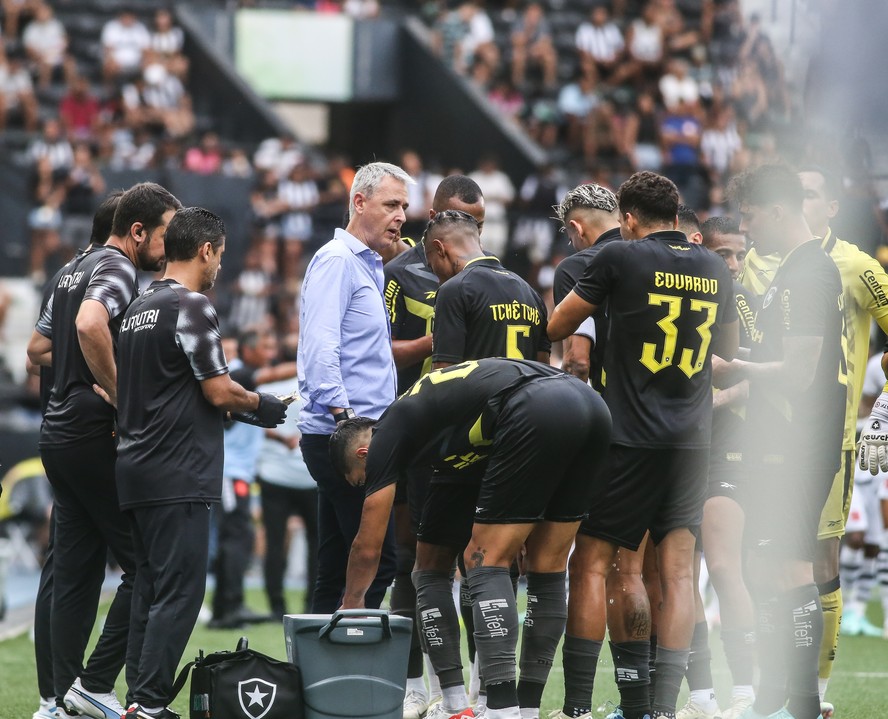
[429,211,550,367]
[549,172,738,719]
[717,166,845,719]
[551,183,621,387]
[333,359,611,719]
[113,208,286,719]
[383,175,486,719]
[27,182,182,719]
[26,191,122,719]
[679,216,757,719]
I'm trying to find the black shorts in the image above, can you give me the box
[416,475,481,548]
[579,444,709,550]
[708,408,744,500]
[742,460,834,562]
[474,373,611,525]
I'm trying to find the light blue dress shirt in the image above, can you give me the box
[297,228,397,435]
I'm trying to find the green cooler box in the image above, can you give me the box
[284,610,413,719]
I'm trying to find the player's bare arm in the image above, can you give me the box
[343,484,397,609]
[26,330,52,368]
[561,335,592,382]
[547,290,598,342]
[393,336,433,369]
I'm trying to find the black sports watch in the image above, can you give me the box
[332,408,356,424]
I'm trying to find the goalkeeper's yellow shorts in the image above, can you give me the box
[818,449,854,540]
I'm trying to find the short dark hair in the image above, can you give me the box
[111,182,182,239]
[90,190,124,246]
[164,207,226,262]
[701,215,741,247]
[728,164,805,210]
[330,416,377,477]
[616,171,679,225]
[433,175,483,208]
[797,163,842,202]
[676,204,701,234]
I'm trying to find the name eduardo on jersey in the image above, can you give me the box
[653,271,720,295]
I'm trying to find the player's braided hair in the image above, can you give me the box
[421,209,479,244]
[553,183,618,225]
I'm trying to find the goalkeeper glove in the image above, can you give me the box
[231,392,288,428]
[859,390,888,474]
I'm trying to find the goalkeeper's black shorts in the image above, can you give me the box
[578,444,710,551]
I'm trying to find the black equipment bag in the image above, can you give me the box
[172,637,304,719]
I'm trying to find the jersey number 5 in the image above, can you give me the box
[640,293,718,379]
[505,324,531,359]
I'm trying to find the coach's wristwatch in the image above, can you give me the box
[332,408,356,424]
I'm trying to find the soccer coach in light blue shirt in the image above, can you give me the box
[297,161,412,612]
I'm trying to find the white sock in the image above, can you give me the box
[818,677,829,701]
[442,686,469,712]
[486,707,520,719]
[407,676,428,696]
[690,689,718,711]
[425,653,442,698]
[732,685,754,700]
[519,708,538,719]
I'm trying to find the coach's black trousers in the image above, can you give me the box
[300,434,396,613]
[126,502,211,707]
[40,433,136,700]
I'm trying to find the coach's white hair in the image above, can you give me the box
[348,162,414,218]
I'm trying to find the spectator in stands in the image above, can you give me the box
[461,2,498,77]
[27,154,64,284]
[223,147,253,178]
[277,159,320,281]
[150,8,188,80]
[575,5,624,85]
[510,1,557,90]
[623,89,663,171]
[184,131,224,175]
[229,248,273,333]
[652,0,701,55]
[101,9,151,83]
[59,76,101,141]
[513,161,566,283]
[28,117,73,172]
[660,96,706,205]
[254,134,303,180]
[1,0,36,39]
[250,168,287,244]
[122,61,194,138]
[109,127,156,171]
[583,99,622,169]
[432,2,469,72]
[399,149,436,240]
[469,154,514,258]
[0,47,39,131]
[60,143,105,252]
[623,2,665,87]
[659,57,699,111]
[701,105,742,182]
[22,2,73,90]
[488,76,525,121]
[558,69,602,154]
[731,59,768,134]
